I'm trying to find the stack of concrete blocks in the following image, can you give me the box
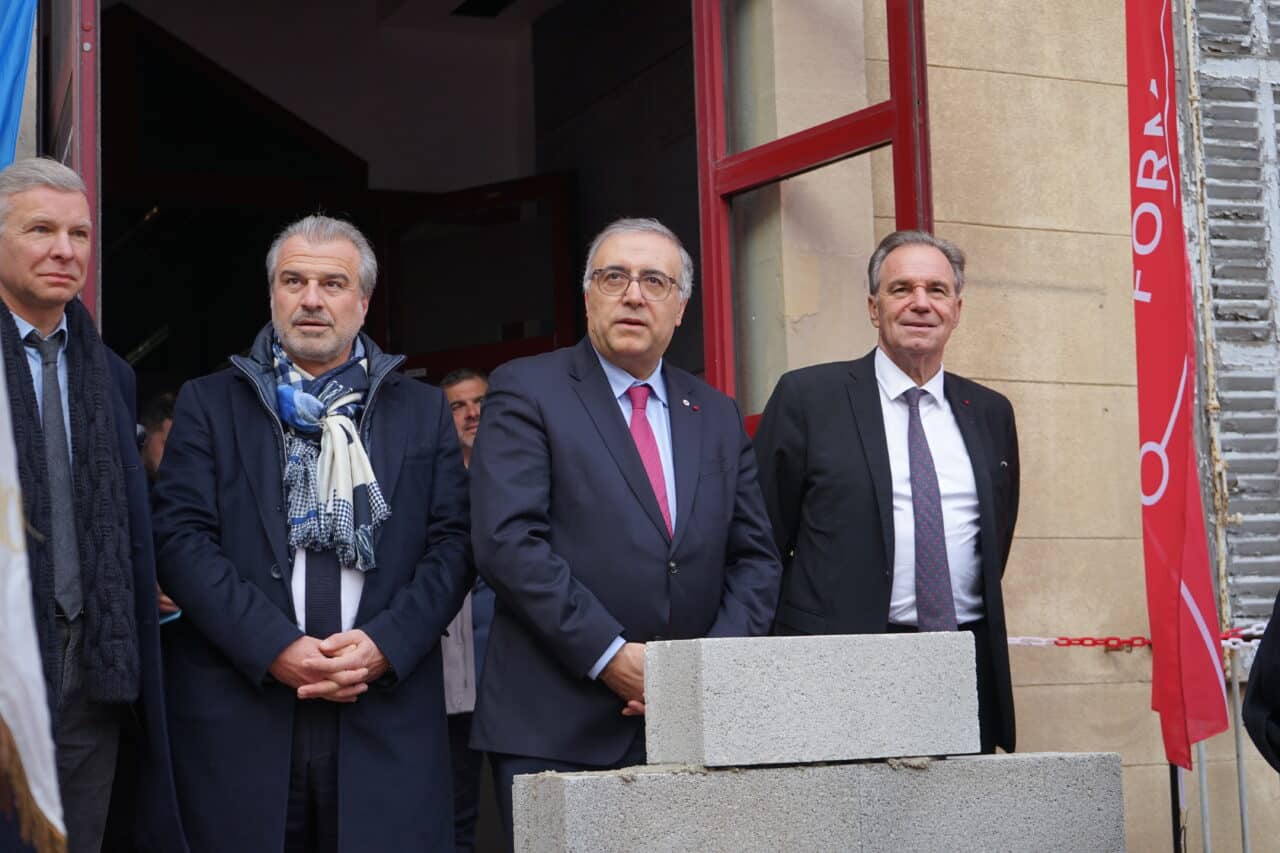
[514,633,1126,852]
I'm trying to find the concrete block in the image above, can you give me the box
[514,752,1126,852]
[644,633,979,766]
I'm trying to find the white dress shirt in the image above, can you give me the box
[875,348,984,625]
[290,550,364,634]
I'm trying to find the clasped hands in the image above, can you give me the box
[600,641,646,717]
[269,629,390,703]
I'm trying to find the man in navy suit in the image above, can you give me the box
[754,230,1020,754]
[469,217,782,844]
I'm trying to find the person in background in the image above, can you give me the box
[138,391,175,483]
[439,367,497,852]
[139,391,180,618]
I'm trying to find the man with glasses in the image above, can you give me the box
[469,217,782,846]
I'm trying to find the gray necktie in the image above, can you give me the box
[25,330,82,620]
[902,387,957,631]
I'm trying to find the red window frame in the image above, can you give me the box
[692,0,933,397]
[39,0,100,319]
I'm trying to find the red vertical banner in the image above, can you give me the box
[1126,0,1229,769]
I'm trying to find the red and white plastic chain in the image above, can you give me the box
[1006,624,1266,651]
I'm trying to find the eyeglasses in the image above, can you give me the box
[590,267,679,302]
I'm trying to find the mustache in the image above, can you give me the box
[291,310,333,326]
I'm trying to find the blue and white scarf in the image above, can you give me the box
[274,339,390,571]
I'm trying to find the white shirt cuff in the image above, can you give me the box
[587,636,626,680]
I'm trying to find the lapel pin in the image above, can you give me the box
[963,399,971,406]
[682,399,689,406]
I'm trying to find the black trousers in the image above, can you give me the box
[491,732,646,853]
[54,614,122,853]
[888,619,998,754]
[448,712,491,853]
[284,700,340,853]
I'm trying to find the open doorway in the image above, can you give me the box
[96,0,705,405]
[94,5,702,849]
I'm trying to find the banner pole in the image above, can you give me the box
[1168,763,1183,852]
[1229,650,1252,853]
[1196,741,1212,852]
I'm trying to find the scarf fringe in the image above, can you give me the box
[0,718,66,853]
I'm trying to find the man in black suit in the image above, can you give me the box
[1244,590,1280,772]
[468,217,782,845]
[754,229,1020,754]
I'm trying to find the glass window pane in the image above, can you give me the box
[729,156,881,413]
[723,0,887,155]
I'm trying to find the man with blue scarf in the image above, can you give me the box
[152,215,472,853]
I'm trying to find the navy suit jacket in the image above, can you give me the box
[468,338,782,765]
[753,350,1020,752]
[1245,589,1280,772]
[151,330,472,853]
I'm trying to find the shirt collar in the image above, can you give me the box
[12,311,69,348]
[593,346,669,409]
[874,347,945,405]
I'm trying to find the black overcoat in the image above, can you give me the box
[151,329,471,852]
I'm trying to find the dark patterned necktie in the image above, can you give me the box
[305,549,342,638]
[902,387,957,631]
[25,330,82,619]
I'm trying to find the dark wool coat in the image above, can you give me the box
[104,351,188,852]
[151,330,472,852]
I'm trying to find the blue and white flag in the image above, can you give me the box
[0,0,37,165]
[0,10,63,851]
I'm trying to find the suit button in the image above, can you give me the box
[668,560,678,574]
[270,563,282,579]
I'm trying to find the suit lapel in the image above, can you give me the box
[945,377,998,572]
[846,352,895,566]
[569,340,672,541]
[667,368,700,552]
[231,377,291,575]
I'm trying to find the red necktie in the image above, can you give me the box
[627,384,672,535]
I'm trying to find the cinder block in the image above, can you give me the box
[644,633,979,766]
[514,752,1126,853]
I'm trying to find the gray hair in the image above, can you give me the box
[867,230,965,295]
[266,215,378,297]
[581,217,695,301]
[0,157,87,234]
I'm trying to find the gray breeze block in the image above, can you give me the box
[514,752,1126,853]
[645,633,980,766]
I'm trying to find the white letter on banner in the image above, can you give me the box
[1134,269,1153,303]
[1143,105,1164,137]
[1137,151,1169,191]
[1133,202,1162,255]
